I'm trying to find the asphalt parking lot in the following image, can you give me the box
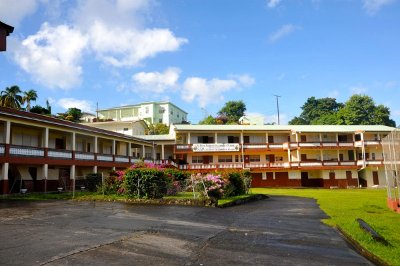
[0,196,371,265]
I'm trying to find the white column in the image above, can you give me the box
[1,162,9,181]
[128,143,132,156]
[43,163,48,192]
[188,133,191,144]
[72,132,76,151]
[70,165,75,181]
[337,150,340,161]
[142,145,145,158]
[161,144,165,160]
[94,136,98,153]
[112,139,116,155]
[214,132,218,143]
[295,133,299,143]
[44,128,49,148]
[287,149,291,162]
[93,166,98,173]
[320,150,324,161]
[336,133,339,142]
[5,120,10,144]
[319,133,322,142]
[266,133,269,143]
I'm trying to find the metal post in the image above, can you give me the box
[274,95,281,125]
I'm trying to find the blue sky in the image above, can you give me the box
[0,0,399,125]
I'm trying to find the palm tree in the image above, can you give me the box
[22,89,38,111]
[0,85,23,109]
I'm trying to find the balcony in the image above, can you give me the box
[9,145,44,157]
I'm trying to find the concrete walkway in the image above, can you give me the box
[0,196,372,265]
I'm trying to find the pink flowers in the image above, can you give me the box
[190,173,227,199]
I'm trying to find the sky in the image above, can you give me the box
[0,0,399,125]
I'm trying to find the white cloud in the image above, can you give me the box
[268,24,300,43]
[132,67,181,93]
[350,86,368,94]
[229,74,255,87]
[0,0,38,26]
[328,90,340,98]
[88,21,188,67]
[363,0,395,15]
[57,98,94,112]
[267,0,282,8]
[182,78,238,108]
[181,74,254,108]
[13,23,88,90]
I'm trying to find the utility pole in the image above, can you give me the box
[274,95,281,125]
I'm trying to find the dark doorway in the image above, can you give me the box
[55,138,65,149]
[268,136,274,143]
[348,150,355,161]
[372,171,379,185]
[301,172,308,187]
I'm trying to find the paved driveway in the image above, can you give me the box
[0,196,371,265]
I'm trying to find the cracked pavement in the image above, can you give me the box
[0,196,372,265]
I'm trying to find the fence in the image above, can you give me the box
[381,129,400,212]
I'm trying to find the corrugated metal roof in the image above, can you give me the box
[172,124,395,133]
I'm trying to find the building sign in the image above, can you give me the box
[192,143,240,152]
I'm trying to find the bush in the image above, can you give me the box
[124,168,171,199]
[226,172,246,196]
[85,173,102,192]
[163,168,190,181]
[103,171,125,194]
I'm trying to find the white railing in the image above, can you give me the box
[176,145,191,150]
[219,163,243,169]
[299,142,321,147]
[268,144,284,149]
[300,161,323,167]
[338,142,354,147]
[131,158,141,164]
[340,161,356,166]
[243,144,267,149]
[245,163,269,168]
[97,154,113,162]
[366,160,383,165]
[115,156,129,163]
[322,142,337,147]
[48,150,72,159]
[270,162,291,168]
[354,141,363,147]
[323,161,339,166]
[10,146,44,157]
[289,143,299,149]
[75,152,95,160]
[364,140,380,145]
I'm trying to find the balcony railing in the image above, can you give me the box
[0,144,4,154]
[115,155,130,163]
[97,154,113,162]
[75,151,95,160]
[9,145,44,157]
[48,149,72,159]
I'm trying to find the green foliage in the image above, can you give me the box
[199,115,217,125]
[289,95,396,126]
[124,168,170,199]
[225,172,246,196]
[22,89,38,111]
[163,168,190,181]
[218,100,246,123]
[57,107,83,122]
[85,173,102,192]
[146,123,169,135]
[0,85,23,109]
[30,105,51,115]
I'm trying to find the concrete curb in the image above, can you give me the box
[218,194,269,208]
[336,226,389,266]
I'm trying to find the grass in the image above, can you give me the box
[251,188,400,266]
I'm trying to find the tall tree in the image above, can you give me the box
[30,105,51,115]
[0,85,23,109]
[22,89,38,111]
[217,100,246,123]
[337,95,396,126]
[199,115,217,125]
[289,97,343,125]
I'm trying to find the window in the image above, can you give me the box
[228,136,239,143]
[123,128,129,131]
[275,156,283,162]
[145,107,149,114]
[371,153,376,160]
[323,134,328,139]
[159,108,165,114]
[145,152,152,159]
[249,155,260,162]
[192,156,203,163]
[218,155,233,163]
[235,155,242,162]
[170,110,173,115]
[177,113,180,118]
[159,118,162,123]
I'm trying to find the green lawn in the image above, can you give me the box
[251,188,400,266]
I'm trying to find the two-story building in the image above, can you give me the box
[97,101,188,125]
[172,124,393,188]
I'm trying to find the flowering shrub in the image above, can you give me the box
[103,170,125,194]
[124,168,171,199]
[190,173,227,199]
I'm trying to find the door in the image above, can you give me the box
[346,171,352,180]
[301,172,308,187]
[301,154,307,161]
[203,156,209,164]
[268,154,275,163]
[372,171,379,185]
[268,136,274,143]
[55,138,65,149]
[329,172,335,180]
[300,135,307,142]
[339,154,344,161]
[348,150,355,161]
[243,136,250,143]
[244,155,250,164]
